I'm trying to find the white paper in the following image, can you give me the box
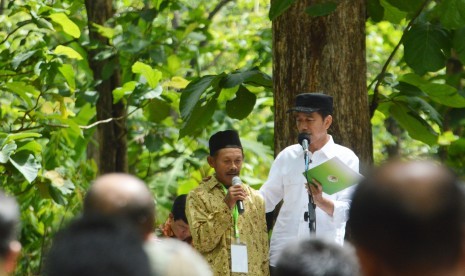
[231,244,248,273]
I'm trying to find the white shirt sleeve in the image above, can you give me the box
[259,153,285,213]
[327,151,359,223]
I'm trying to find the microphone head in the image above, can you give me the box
[232,176,242,186]
[298,133,310,145]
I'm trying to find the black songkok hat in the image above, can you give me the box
[209,130,242,156]
[287,93,333,115]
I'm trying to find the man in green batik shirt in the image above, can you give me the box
[186,130,270,276]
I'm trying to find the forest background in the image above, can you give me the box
[2,0,465,274]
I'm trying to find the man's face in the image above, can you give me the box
[294,112,332,146]
[207,148,243,187]
[170,216,191,242]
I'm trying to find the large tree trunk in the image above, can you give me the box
[85,0,127,174]
[272,0,372,171]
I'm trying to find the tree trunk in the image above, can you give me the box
[85,0,127,174]
[272,0,372,172]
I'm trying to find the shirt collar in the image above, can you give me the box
[311,135,334,160]
[205,175,224,191]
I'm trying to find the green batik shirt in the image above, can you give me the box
[186,175,270,276]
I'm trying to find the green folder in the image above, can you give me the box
[303,156,362,195]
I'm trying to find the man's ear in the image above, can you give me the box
[207,155,214,167]
[324,115,333,129]
[4,241,21,273]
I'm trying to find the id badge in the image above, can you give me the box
[231,243,248,273]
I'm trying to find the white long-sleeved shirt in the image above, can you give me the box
[259,136,359,266]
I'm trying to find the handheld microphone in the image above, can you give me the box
[232,176,245,214]
[298,133,310,152]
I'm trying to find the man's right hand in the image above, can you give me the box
[224,185,247,209]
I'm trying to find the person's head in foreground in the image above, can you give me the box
[83,173,156,240]
[349,159,465,276]
[275,238,360,276]
[145,238,212,276]
[0,191,21,275]
[44,215,151,276]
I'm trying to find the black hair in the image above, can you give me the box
[171,194,188,224]
[276,239,359,276]
[349,160,465,273]
[44,215,151,276]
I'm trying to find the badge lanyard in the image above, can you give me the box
[222,185,240,241]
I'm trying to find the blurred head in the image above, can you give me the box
[145,238,212,276]
[45,215,151,276]
[83,173,155,240]
[0,191,21,274]
[207,130,243,187]
[169,194,191,242]
[349,159,465,275]
[275,238,359,276]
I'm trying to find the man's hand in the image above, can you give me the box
[224,185,247,209]
[305,178,334,216]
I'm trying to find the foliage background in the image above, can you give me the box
[1,0,465,274]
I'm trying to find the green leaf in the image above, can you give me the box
[132,61,162,89]
[221,68,272,89]
[91,23,115,39]
[453,28,465,64]
[180,74,222,120]
[167,55,182,75]
[437,0,465,30]
[58,64,76,91]
[422,83,465,108]
[394,81,425,97]
[9,152,41,183]
[5,133,42,144]
[269,0,297,21]
[391,95,443,126]
[385,0,423,13]
[44,170,75,195]
[113,81,137,103]
[305,2,338,17]
[31,15,54,31]
[54,45,83,60]
[4,82,39,107]
[400,73,465,107]
[16,141,43,155]
[143,98,171,123]
[179,97,218,138]
[449,138,465,157]
[12,50,39,70]
[144,134,163,153]
[367,0,384,22]
[49,13,81,38]
[403,23,451,74]
[226,86,257,120]
[380,0,407,24]
[389,102,438,146]
[143,85,163,100]
[0,143,17,163]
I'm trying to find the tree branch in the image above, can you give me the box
[369,0,431,118]
[0,24,26,45]
[208,0,234,20]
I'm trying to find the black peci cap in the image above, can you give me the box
[209,130,242,156]
[287,93,333,115]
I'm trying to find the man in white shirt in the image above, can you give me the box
[259,93,359,273]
